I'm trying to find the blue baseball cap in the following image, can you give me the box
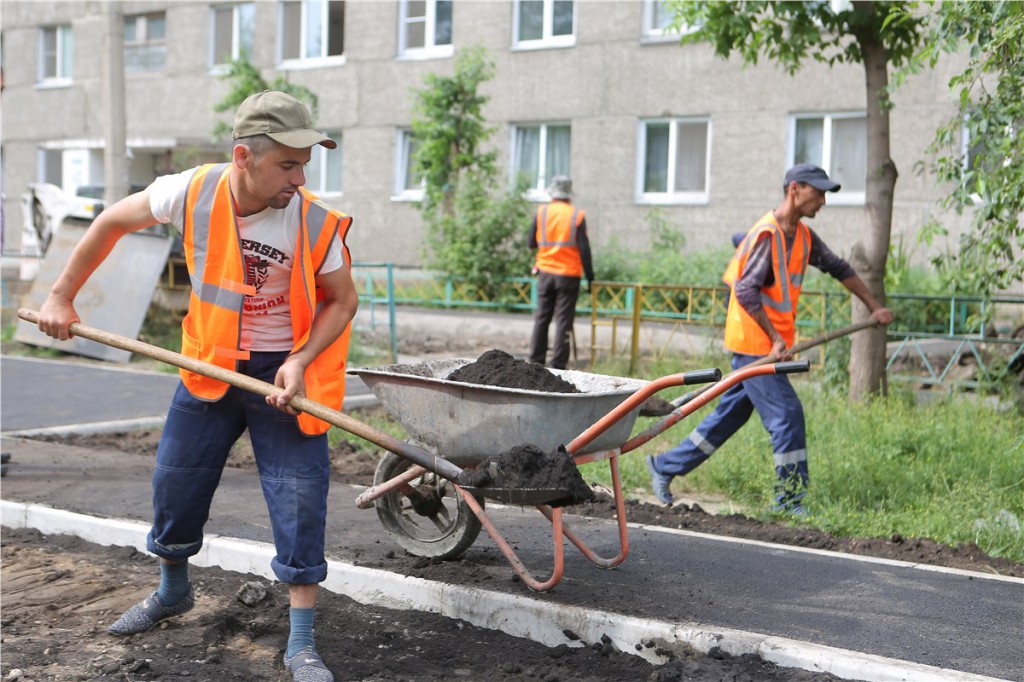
[784,163,841,192]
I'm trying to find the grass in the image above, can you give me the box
[577,355,1024,563]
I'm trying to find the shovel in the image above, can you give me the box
[639,318,882,417]
[16,308,569,506]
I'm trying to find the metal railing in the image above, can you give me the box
[155,263,1024,391]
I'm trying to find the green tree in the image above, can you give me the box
[212,57,319,139]
[411,46,533,295]
[666,0,928,400]
[899,1,1024,296]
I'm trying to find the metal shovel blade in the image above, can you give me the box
[459,486,575,506]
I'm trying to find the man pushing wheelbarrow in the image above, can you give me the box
[647,164,894,516]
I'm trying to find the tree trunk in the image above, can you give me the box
[847,12,895,400]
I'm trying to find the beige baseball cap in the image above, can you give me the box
[232,90,337,150]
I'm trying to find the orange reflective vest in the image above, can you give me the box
[180,163,353,435]
[722,211,811,356]
[534,202,585,277]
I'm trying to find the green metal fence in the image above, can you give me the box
[326,265,1024,391]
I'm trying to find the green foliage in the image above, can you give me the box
[425,174,535,294]
[410,46,533,295]
[667,1,927,75]
[594,209,733,286]
[212,56,320,139]
[897,1,1024,296]
[581,355,1024,562]
[411,46,497,217]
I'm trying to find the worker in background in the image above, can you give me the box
[647,163,894,515]
[528,175,595,370]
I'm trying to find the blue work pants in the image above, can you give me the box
[147,351,330,584]
[652,353,808,507]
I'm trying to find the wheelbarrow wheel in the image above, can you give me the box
[374,452,484,560]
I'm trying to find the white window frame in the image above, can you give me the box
[393,129,424,201]
[38,25,73,86]
[636,117,711,205]
[787,112,866,206]
[210,3,255,73]
[277,0,346,70]
[398,0,454,60]
[305,131,343,196]
[124,12,167,73]
[640,0,698,43]
[512,0,576,51]
[509,122,572,201]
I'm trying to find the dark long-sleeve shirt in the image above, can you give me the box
[734,227,855,315]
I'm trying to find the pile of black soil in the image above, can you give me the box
[447,349,580,393]
[459,444,595,507]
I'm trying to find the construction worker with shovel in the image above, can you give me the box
[35,91,357,682]
[646,163,893,515]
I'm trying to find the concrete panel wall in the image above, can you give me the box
[1,0,976,270]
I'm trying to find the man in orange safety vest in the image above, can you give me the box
[647,164,894,515]
[528,175,595,369]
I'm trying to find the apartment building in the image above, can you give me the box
[0,0,970,266]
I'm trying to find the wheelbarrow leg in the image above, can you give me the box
[536,449,630,569]
[456,486,566,592]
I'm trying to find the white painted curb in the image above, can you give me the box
[0,500,1010,682]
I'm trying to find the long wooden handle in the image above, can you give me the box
[16,308,464,482]
[668,317,881,409]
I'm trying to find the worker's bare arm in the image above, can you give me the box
[38,189,160,340]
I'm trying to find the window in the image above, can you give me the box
[513,0,575,49]
[511,123,571,199]
[280,1,345,65]
[306,132,343,194]
[637,118,710,203]
[641,0,697,41]
[39,25,73,83]
[394,130,423,200]
[211,3,255,69]
[399,0,453,58]
[790,113,866,202]
[124,12,167,73]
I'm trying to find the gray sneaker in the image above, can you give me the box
[107,585,195,635]
[284,646,334,682]
[646,455,674,505]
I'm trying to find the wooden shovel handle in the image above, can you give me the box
[16,308,465,482]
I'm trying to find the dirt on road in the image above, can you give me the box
[1,526,845,682]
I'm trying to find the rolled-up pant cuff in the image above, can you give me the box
[272,558,327,584]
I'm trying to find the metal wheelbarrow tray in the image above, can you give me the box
[348,358,809,591]
[350,359,649,465]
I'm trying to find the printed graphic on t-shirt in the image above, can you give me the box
[241,239,289,316]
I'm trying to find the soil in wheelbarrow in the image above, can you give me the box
[446,348,580,393]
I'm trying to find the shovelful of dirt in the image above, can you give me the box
[458,444,596,508]
[447,351,593,506]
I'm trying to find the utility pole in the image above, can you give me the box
[104,3,129,209]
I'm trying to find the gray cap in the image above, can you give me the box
[547,175,573,200]
[233,90,336,150]
[784,163,840,192]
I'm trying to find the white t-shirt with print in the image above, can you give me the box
[149,167,346,351]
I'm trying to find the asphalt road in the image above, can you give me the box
[1,356,1022,681]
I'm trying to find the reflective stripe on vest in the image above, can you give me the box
[723,212,812,355]
[534,202,584,277]
[180,164,354,435]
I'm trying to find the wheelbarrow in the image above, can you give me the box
[17,309,810,592]
[348,356,810,591]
